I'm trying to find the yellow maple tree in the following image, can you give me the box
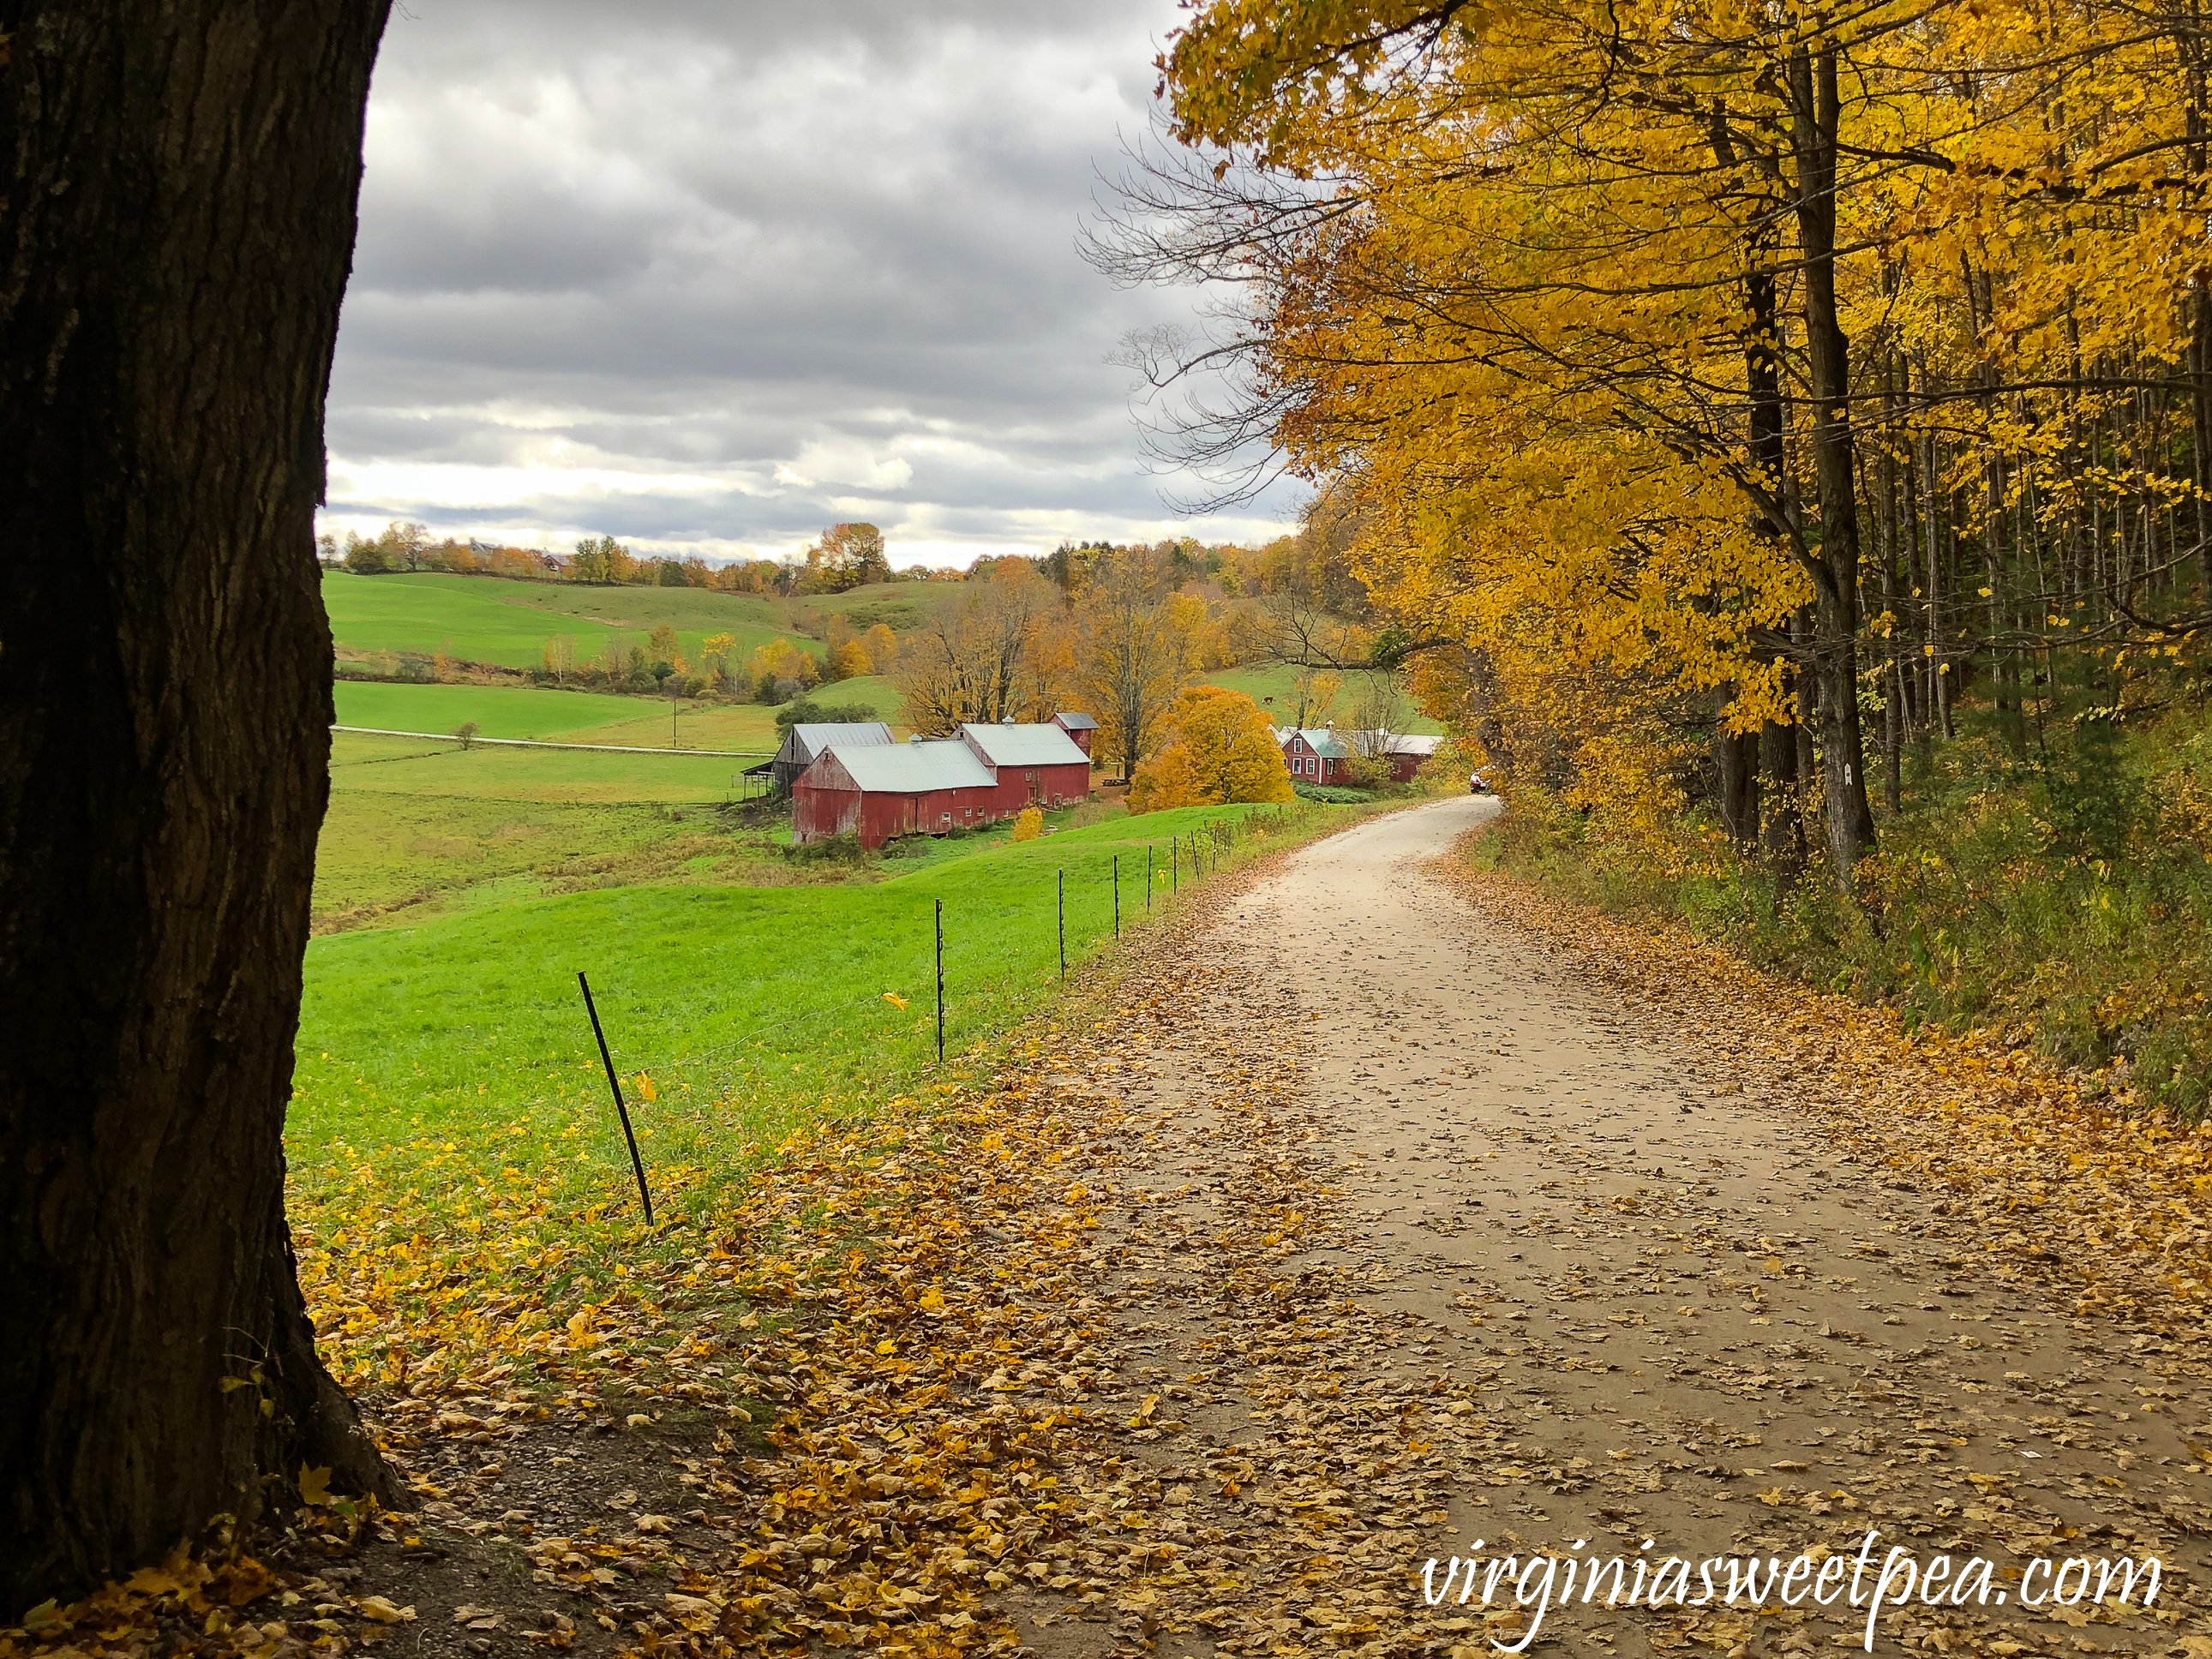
[1130,686,1294,812]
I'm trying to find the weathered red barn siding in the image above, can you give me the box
[792,752,865,841]
[796,727,1095,850]
[794,785,862,841]
[894,787,998,842]
[1039,761,1090,805]
[856,790,920,848]
[835,783,1008,849]
[968,761,1090,816]
[1388,752,1422,784]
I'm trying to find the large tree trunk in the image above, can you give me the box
[1788,41,1879,889]
[0,0,395,1608]
[1734,239,1788,861]
[1714,715,1759,852]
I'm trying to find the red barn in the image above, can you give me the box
[1280,726,1441,786]
[1378,733,1441,782]
[792,740,998,847]
[1051,710,1100,756]
[792,722,1094,849]
[959,721,1093,812]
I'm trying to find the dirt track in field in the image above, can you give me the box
[1001,797,2211,1659]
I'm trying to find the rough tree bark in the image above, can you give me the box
[0,0,396,1609]
[1713,711,1759,851]
[1787,39,1879,889]
[1735,244,1788,863]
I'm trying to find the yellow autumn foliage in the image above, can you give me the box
[1129,686,1294,813]
[1142,0,2212,882]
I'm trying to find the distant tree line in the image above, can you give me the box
[322,519,941,596]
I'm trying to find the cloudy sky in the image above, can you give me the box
[319,0,1293,567]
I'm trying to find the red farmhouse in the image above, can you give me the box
[1280,727,1355,787]
[793,721,1094,849]
[1280,726,1442,786]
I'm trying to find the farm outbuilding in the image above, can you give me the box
[768,720,894,792]
[791,720,1094,849]
[1377,733,1441,783]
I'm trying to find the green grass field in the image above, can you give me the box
[331,679,890,752]
[560,677,895,752]
[333,681,666,740]
[1204,662,1445,734]
[793,587,952,635]
[315,675,908,932]
[321,571,802,670]
[328,734,752,804]
[285,796,1364,1388]
[291,802,1323,1215]
[312,789,742,931]
[289,570,1411,1387]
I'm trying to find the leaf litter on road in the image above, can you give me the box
[8,804,2212,1659]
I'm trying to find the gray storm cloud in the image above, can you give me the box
[319,0,1295,563]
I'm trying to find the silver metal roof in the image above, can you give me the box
[785,721,894,762]
[817,740,996,793]
[960,722,1092,769]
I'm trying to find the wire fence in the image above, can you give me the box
[561,800,1330,1223]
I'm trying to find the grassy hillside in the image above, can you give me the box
[315,677,908,931]
[291,801,1322,1223]
[333,681,662,740]
[327,733,752,806]
[794,587,955,635]
[560,678,894,752]
[1204,662,1445,734]
[325,572,1416,735]
[313,790,752,933]
[331,679,890,749]
[322,571,800,670]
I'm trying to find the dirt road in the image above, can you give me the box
[1004,799,2210,1658]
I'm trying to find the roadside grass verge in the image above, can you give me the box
[1478,716,2212,1121]
[288,798,1363,1396]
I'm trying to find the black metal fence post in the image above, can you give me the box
[1146,845,1153,912]
[1058,869,1065,983]
[1112,854,1120,937]
[935,898,945,1064]
[1172,835,1178,893]
[577,971,654,1227]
